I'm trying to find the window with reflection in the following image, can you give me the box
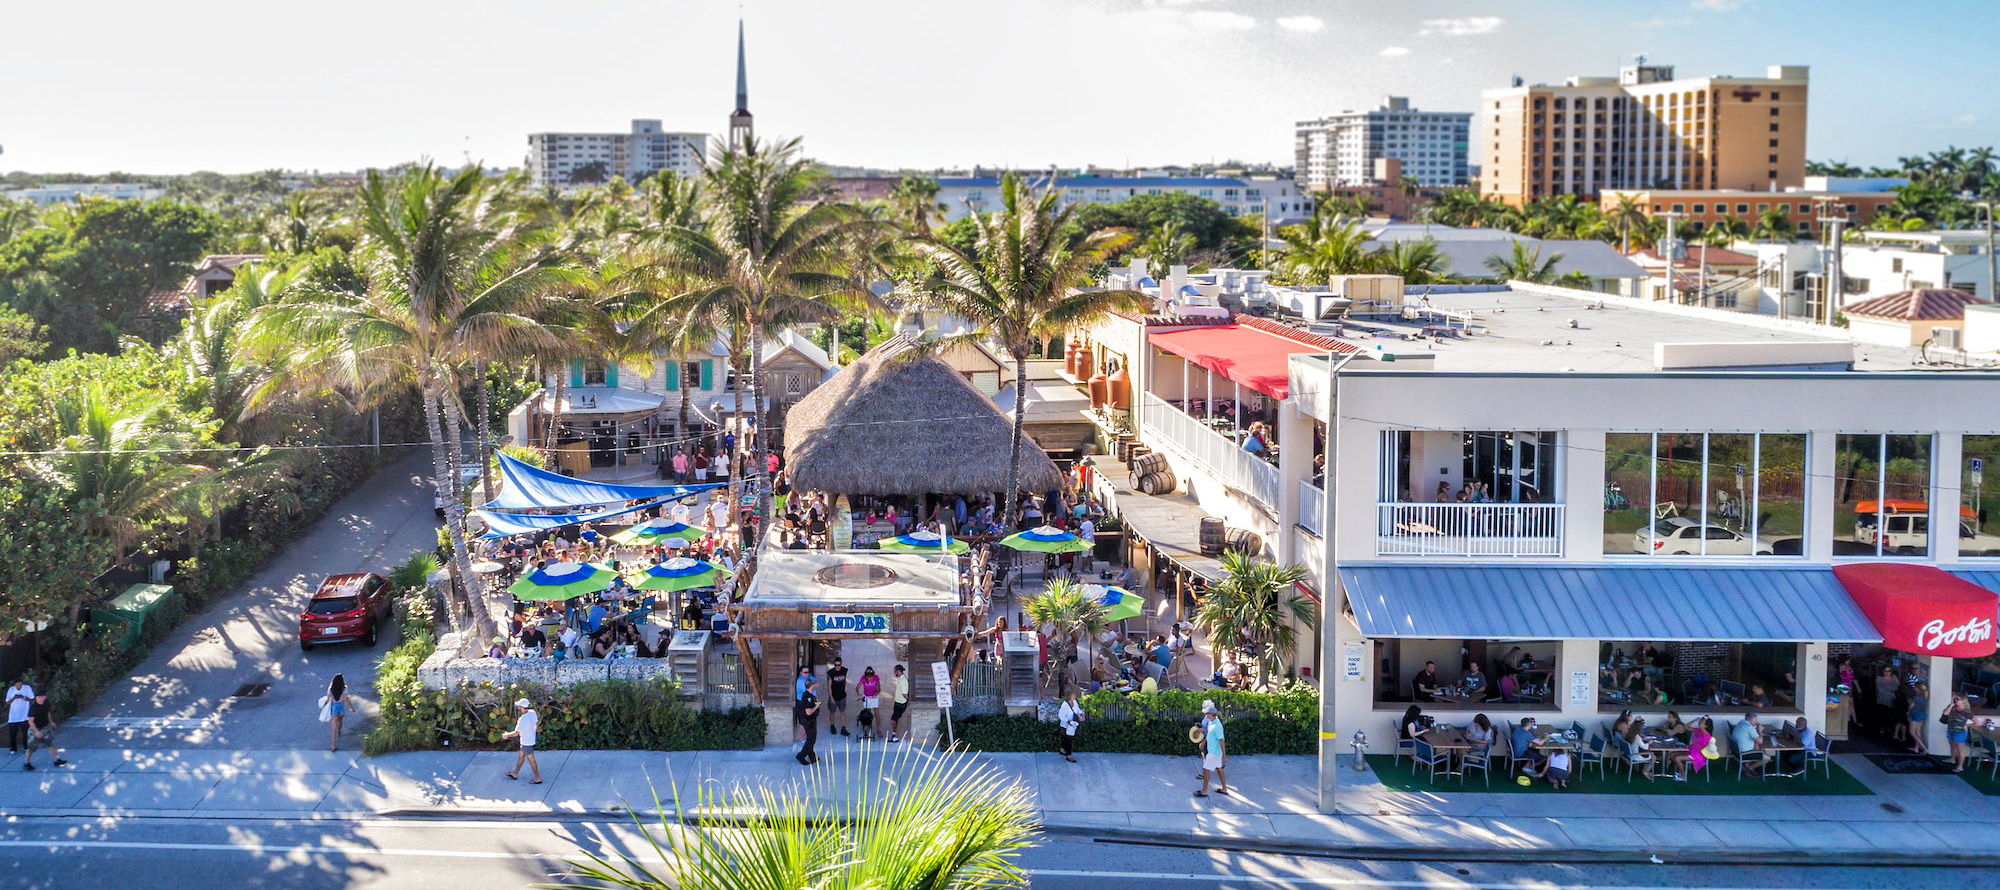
[1831,434,1934,557]
[1965,435,2000,558]
[1604,432,1807,556]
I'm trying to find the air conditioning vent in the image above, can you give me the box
[1932,327,1962,350]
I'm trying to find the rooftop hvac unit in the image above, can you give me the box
[1932,327,1962,350]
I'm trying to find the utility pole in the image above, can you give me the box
[1657,210,1681,303]
[1985,198,1997,302]
[1813,197,1848,326]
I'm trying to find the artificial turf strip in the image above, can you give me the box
[1363,755,1872,796]
[1955,765,2000,796]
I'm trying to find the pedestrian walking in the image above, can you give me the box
[795,677,821,766]
[319,674,349,751]
[858,666,882,740]
[793,664,812,744]
[504,698,542,783]
[1193,700,1229,798]
[1058,691,1083,762]
[6,679,32,754]
[1909,681,1932,755]
[826,658,850,736]
[889,665,909,743]
[21,693,67,771]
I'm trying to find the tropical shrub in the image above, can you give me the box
[942,684,1317,756]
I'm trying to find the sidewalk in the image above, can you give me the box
[3,741,1997,864]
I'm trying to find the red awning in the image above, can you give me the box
[1149,324,1333,401]
[1835,564,1998,658]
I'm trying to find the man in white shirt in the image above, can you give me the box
[707,497,730,531]
[1078,517,1096,543]
[671,499,693,526]
[557,622,582,659]
[6,680,32,754]
[503,698,541,783]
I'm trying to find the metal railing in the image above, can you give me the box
[1139,394,1280,508]
[1374,502,1566,557]
[1298,481,1325,536]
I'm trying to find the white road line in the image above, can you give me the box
[1025,870,1815,890]
[0,839,547,860]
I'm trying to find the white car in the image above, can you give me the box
[1852,513,2000,556]
[1632,517,1774,556]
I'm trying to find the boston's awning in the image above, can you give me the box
[1836,564,1997,657]
[1149,324,1340,401]
[1339,564,1882,643]
[480,452,725,511]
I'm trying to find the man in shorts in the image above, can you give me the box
[889,665,910,743]
[503,698,541,783]
[825,658,850,736]
[1194,699,1228,797]
[22,693,67,770]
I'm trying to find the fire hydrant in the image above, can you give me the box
[1349,730,1370,771]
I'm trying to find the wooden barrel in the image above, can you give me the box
[1130,451,1169,479]
[1136,471,1175,495]
[1224,527,1263,555]
[1198,517,1225,554]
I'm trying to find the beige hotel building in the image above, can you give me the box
[1480,62,1810,206]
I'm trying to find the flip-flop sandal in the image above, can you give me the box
[505,774,518,781]
[531,779,543,784]
[1215,788,1230,795]
[1192,791,1208,797]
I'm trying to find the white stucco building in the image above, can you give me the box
[1295,96,1471,190]
[526,120,709,187]
[933,175,1307,224]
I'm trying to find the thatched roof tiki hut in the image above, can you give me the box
[784,335,1062,497]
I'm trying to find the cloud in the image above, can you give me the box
[1691,0,1748,9]
[1378,46,1411,57]
[1630,16,1691,28]
[1419,16,1503,36]
[1155,0,1218,5]
[1187,9,1255,29]
[1276,15,1325,33]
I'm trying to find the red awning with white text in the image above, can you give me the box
[1835,564,1998,658]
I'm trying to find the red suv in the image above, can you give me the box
[299,573,393,651]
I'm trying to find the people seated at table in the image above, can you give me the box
[1499,646,1526,677]
[1534,747,1572,789]
[1217,660,1249,691]
[1462,662,1487,699]
[1662,711,1691,744]
[1466,713,1494,748]
[1747,684,1772,708]
[557,621,582,659]
[518,621,548,657]
[485,636,507,658]
[590,630,616,659]
[1139,673,1159,694]
[1731,714,1766,778]
[1400,705,1428,743]
[1413,661,1440,702]
[1495,673,1519,703]
[1610,710,1633,740]
[1149,636,1173,673]
[1510,717,1541,769]
[1622,725,1656,780]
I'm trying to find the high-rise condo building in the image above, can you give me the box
[1295,97,1471,191]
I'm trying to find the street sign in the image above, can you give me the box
[931,660,953,710]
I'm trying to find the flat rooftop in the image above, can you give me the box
[1318,287,1987,374]
[741,550,961,609]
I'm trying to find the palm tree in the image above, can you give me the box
[40,386,212,555]
[1022,578,1109,698]
[251,164,573,641]
[1140,221,1196,273]
[1702,215,1752,247]
[1752,205,1795,242]
[1194,551,1314,685]
[644,137,885,556]
[1367,238,1447,284]
[1607,194,1649,254]
[888,175,947,236]
[1483,240,1563,283]
[1272,211,1373,284]
[551,745,1037,890]
[912,173,1149,525]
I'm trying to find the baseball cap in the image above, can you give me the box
[1201,699,1217,714]
[514,698,532,709]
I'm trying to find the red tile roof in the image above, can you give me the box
[1842,288,1990,321]
[1636,247,1759,267]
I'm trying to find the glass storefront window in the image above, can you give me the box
[1604,432,1806,556]
[1599,640,1801,713]
[1372,638,1562,709]
[1831,434,1934,557]
[1965,435,2000,558]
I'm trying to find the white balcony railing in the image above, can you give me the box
[1140,394,1280,509]
[1299,481,1325,536]
[1375,502,1566,558]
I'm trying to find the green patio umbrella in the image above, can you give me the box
[998,525,1092,554]
[1090,584,1146,623]
[629,556,730,592]
[507,561,618,601]
[875,529,972,554]
[611,519,708,547]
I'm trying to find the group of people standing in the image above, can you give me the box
[792,660,910,766]
[6,679,66,770]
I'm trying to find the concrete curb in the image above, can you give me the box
[1041,821,2000,868]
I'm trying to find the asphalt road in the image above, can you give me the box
[61,448,443,751]
[0,815,1980,889]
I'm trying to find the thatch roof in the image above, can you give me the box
[784,334,1062,497]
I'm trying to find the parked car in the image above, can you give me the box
[1631,517,1773,555]
[298,573,392,651]
[433,464,484,516]
[1852,512,2000,556]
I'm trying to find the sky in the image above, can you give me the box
[3,0,1995,176]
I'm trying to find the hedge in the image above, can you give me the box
[939,683,1317,756]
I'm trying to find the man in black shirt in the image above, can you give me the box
[519,623,549,657]
[23,693,66,770]
[825,658,851,737]
[1413,661,1440,702]
[794,678,820,766]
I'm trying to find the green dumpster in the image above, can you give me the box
[90,583,176,649]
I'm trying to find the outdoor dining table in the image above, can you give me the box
[1422,726,1476,778]
[1757,727,1808,777]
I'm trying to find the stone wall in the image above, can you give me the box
[418,636,691,695]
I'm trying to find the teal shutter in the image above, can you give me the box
[664,363,680,391]
[568,358,583,387]
[605,363,618,387]
[699,360,714,390]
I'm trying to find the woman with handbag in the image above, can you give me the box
[319,675,348,752]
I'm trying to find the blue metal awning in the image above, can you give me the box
[1338,564,1883,643]
[1952,570,2000,600]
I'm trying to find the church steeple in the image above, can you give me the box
[729,19,754,150]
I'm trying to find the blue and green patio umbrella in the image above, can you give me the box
[630,556,729,592]
[1089,584,1146,623]
[998,525,1092,554]
[507,561,619,601]
[875,529,971,554]
[612,519,707,548]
